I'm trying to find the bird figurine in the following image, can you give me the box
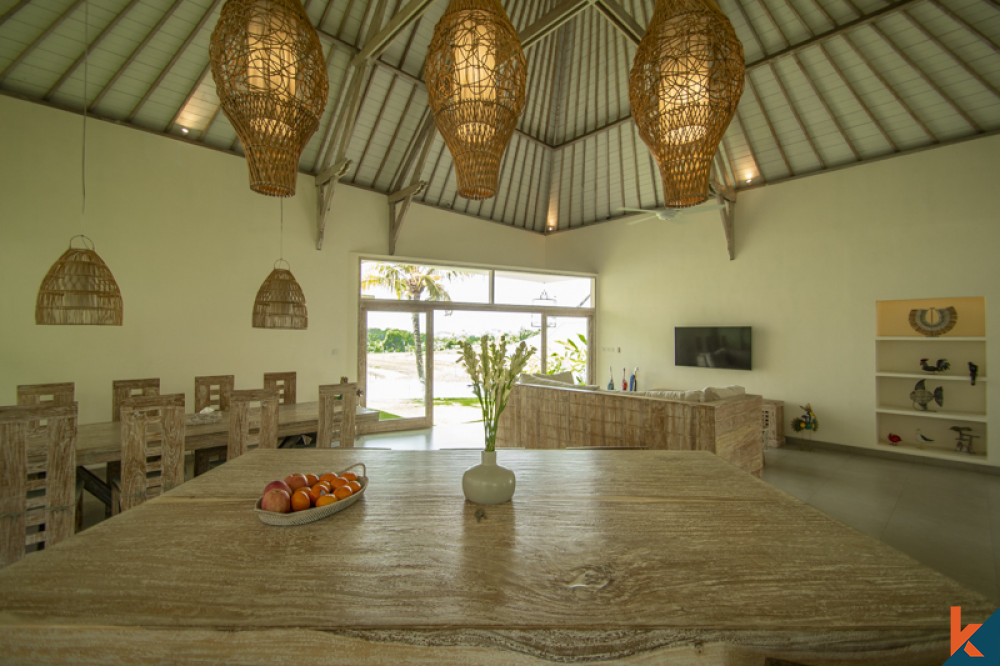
[916,429,934,443]
[919,358,950,373]
[969,362,979,386]
[887,433,901,445]
[910,379,944,411]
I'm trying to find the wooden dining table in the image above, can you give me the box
[0,449,991,664]
[70,400,380,466]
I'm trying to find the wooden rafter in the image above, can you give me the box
[315,0,435,250]
[0,0,85,85]
[127,0,223,123]
[90,0,185,111]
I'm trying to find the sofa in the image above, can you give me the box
[496,378,764,476]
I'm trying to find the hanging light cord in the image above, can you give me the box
[279,199,284,262]
[81,0,89,229]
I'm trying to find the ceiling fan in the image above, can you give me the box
[621,199,725,224]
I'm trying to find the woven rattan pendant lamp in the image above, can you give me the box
[252,201,307,329]
[629,0,744,208]
[425,0,526,200]
[36,0,123,326]
[210,0,328,197]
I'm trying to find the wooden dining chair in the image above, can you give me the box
[263,372,296,405]
[227,389,279,461]
[265,371,312,447]
[192,375,234,476]
[16,382,74,438]
[194,375,234,413]
[317,382,358,449]
[0,402,77,568]
[111,394,185,515]
[112,378,160,422]
[16,383,89,531]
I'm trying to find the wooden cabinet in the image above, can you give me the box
[875,297,988,462]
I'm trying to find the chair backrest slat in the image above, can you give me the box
[318,382,357,449]
[263,372,296,405]
[0,402,77,568]
[194,375,234,412]
[119,394,185,513]
[227,389,279,461]
[112,378,160,422]
[16,383,74,437]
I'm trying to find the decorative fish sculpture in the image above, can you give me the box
[910,379,943,411]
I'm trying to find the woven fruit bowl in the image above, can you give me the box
[254,463,368,526]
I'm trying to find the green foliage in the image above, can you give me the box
[547,333,588,383]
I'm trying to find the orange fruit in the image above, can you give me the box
[307,484,328,503]
[315,495,338,507]
[304,473,319,487]
[328,476,349,488]
[315,480,332,493]
[341,472,358,482]
[290,489,312,512]
[319,472,339,485]
[346,480,361,494]
[333,485,353,500]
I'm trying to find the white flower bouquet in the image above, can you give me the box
[458,335,535,451]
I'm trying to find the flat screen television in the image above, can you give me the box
[674,326,752,370]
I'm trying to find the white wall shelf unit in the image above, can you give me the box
[875,297,988,462]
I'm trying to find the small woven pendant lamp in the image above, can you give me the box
[210,0,328,196]
[629,0,744,208]
[425,0,526,200]
[252,260,307,329]
[36,0,123,326]
[36,235,123,326]
[252,201,306,329]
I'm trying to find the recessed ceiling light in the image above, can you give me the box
[180,127,189,135]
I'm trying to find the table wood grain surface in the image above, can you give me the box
[0,449,991,665]
[66,401,379,466]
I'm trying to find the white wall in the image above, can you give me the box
[0,96,544,423]
[545,134,1000,464]
[3,94,997,465]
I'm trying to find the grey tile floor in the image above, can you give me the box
[81,424,1000,604]
[761,444,1000,604]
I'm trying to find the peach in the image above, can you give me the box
[283,474,309,491]
[261,488,291,513]
[262,479,291,496]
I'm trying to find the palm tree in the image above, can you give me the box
[361,264,459,382]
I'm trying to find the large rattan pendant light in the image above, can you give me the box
[425,0,526,200]
[210,0,329,196]
[629,0,745,208]
[36,0,123,326]
[252,200,307,329]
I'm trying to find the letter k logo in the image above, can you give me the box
[953,606,985,657]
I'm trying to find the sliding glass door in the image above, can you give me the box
[359,258,595,432]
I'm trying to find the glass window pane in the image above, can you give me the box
[494,270,593,308]
[433,310,542,426]
[546,317,590,385]
[365,311,428,420]
[361,260,490,303]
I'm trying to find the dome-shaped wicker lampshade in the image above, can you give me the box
[36,235,123,326]
[629,0,744,208]
[425,0,526,200]
[210,0,329,197]
[252,261,307,329]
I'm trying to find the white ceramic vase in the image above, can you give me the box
[462,450,515,505]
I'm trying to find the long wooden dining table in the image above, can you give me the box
[0,449,991,664]
[70,401,380,466]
